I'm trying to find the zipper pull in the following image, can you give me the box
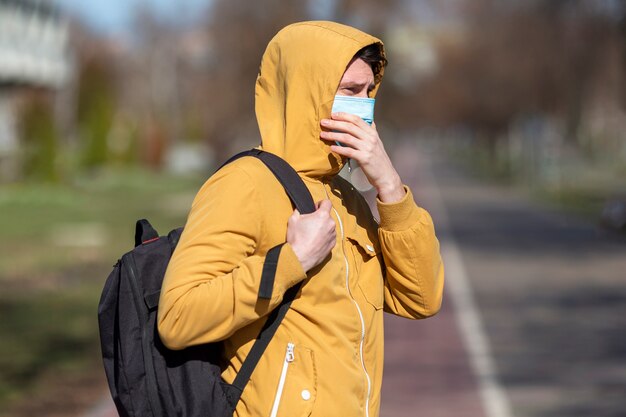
[286,343,295,363]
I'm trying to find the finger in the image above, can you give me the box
[291,209,301,218]
[321,119,364,138]
[315,199,332,209]
[320,131,360,148]
[330,112,371,130]
[317,199,333,213]
[329,144,359,160]
[331,111,365,125]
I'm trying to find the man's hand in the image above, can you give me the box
[320,113,406,203]
[287,200,336,272]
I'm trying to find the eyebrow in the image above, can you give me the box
[339,81,376,91]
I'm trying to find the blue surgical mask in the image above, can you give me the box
[331,95,375,125]
[330,95,375,147]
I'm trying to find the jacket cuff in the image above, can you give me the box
[376,185,422,232]
[274,243,308,296]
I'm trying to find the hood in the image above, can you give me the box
[256,21,385,178]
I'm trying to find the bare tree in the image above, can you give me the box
[200,0,308,160]
[399,0,620,150]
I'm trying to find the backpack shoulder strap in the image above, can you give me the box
[218,148,315,215]
[217,149,315,403]
[222,149,314,300]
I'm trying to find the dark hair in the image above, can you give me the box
[355,43,387,84]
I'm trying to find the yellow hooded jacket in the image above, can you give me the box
[158,21,444,417]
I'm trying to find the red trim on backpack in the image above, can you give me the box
[142,237,159,245]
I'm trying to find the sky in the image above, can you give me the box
[55,0,211,35]
[55,0,626,36]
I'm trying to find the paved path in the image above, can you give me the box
[379,141,490,417]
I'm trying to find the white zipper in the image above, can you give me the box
[269,342,295,417]
[323,183,371,417]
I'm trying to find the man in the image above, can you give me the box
[158,21,444,417]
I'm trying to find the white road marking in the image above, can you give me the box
[419,151,515,417]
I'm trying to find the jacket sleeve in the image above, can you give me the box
[157,164,307,350]
[377,186,444,319]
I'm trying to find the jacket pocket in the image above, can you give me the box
[269,343,317,417]
[348,229,384,310]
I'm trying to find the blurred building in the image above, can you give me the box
[0,0,70,180]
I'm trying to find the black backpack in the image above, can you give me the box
[97,149,315,417]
